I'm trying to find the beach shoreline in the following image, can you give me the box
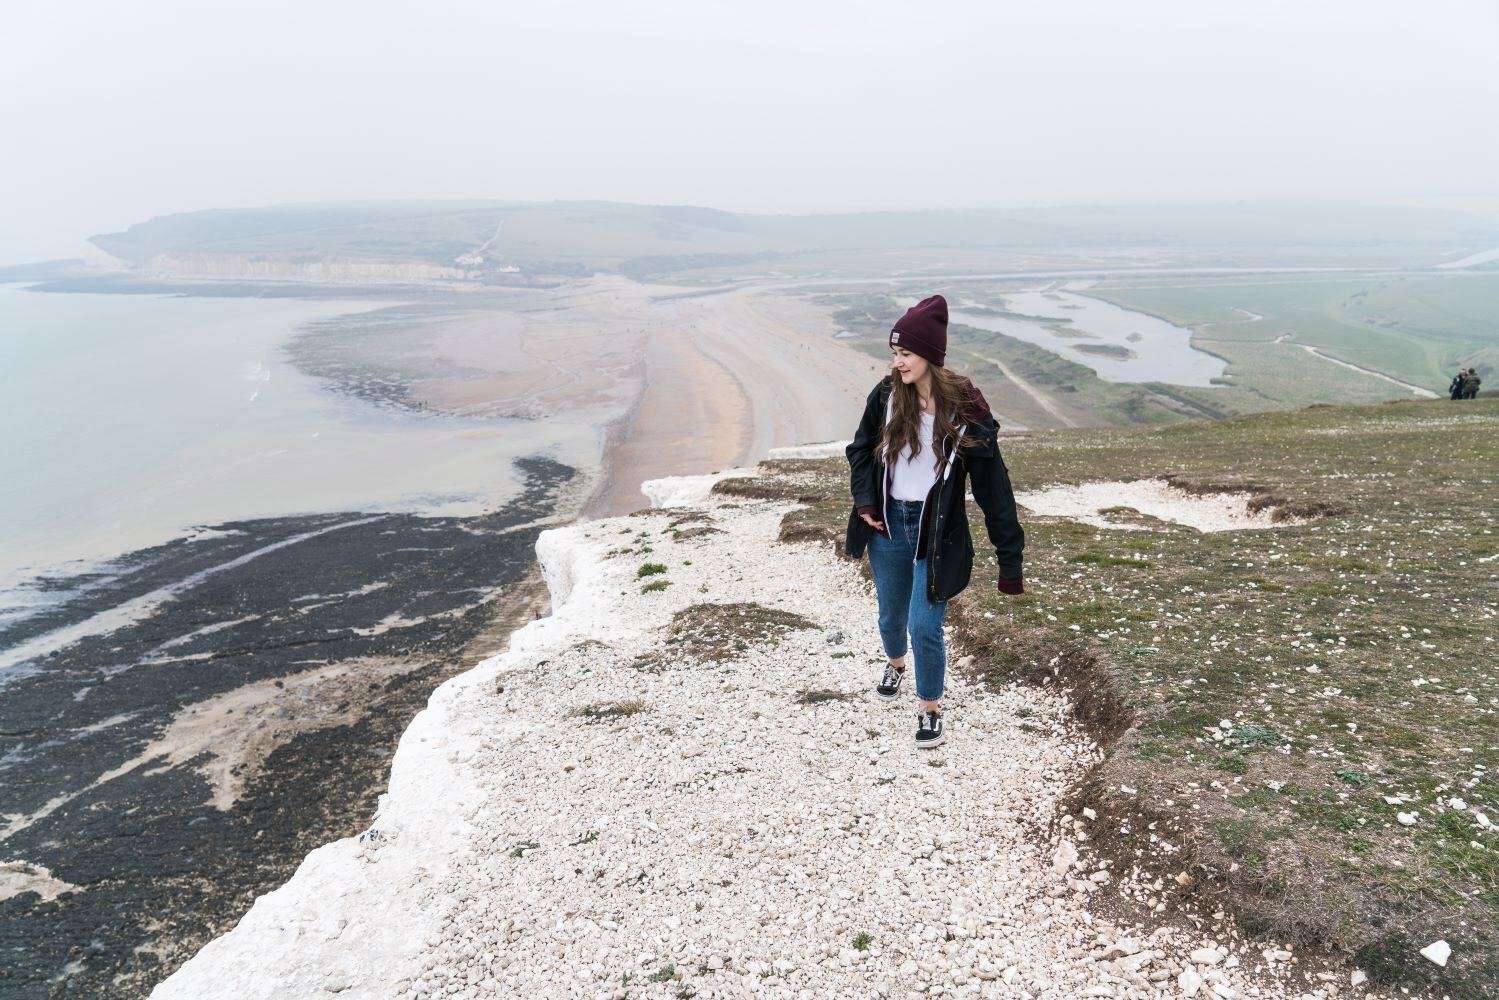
[0,458,575,998]
[1,273,884,997]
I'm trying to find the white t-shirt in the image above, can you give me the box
[889,411,937,501]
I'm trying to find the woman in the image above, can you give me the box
[844,294,1026,749]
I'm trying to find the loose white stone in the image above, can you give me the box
[1420,939,1451,966]
[1052,840,1078,877]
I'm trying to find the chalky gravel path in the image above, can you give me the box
[155,480,1314,1000]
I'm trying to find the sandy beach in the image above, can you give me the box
[586,283,886,516]
[289,275,886,518]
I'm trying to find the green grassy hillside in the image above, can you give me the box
[88,200,1499,278]
[1087,274,1499,396]
[824,286,1440,431]
[746,396,1498,998]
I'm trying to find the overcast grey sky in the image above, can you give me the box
[2,0,1497,264]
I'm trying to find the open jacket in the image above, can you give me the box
[844,375,1024,603]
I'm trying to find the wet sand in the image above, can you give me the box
[587,283,885,516]
[286,276,885,518]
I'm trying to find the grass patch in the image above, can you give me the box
[1067,551,1153,569]
[663,601,817,663]
[574,699,646,723]
[637,562,667,578]
[795,688,854,705]
[641,579,671,593]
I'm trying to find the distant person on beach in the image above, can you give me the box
[1461,368,1482,399]
[1450,370,1467,400]
[844,294,1026,749]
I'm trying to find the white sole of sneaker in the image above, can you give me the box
[875,688,900,701]
[915,733,946,749]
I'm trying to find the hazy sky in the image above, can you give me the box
[3,0,1497,264]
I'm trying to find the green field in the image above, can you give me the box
[818,282,1440,431]
[1087,273,1499,396]
[87,200,1499,281]
[745,396,1499,997]
[816,273,1496,431]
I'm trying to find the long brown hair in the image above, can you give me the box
[880,365,980,478]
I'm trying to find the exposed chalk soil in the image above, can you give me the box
[153,473,1371,1000]
[1015,479,1304,533]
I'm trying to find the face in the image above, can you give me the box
[891,346,929,386]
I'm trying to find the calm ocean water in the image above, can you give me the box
[0,284,596,629]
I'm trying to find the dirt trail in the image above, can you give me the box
[976,354,1079,427]
[1295,344,1438,398]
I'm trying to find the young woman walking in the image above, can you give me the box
[844,294,1026,749]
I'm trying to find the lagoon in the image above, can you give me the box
[946,285,1227,387]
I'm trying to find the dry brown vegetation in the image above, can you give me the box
[660,602,818,664]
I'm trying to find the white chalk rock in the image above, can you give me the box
[1178,967,1203,996]
[1053,839,1078,877]
[766,440,850,460]
[640,469,757,508]
[1420,939,1451,966]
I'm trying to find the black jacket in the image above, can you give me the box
[844,376,1025,602]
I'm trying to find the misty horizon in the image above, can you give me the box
[4,0,1498,266]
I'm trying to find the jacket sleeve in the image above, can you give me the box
[845,382,884,508]
[966,432,1025,580]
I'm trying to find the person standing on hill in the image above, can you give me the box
[1462,368,1482,399]
[1450,370,1468,400]
[843,294,1027,749]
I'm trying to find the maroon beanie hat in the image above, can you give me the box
[890,294,948,367]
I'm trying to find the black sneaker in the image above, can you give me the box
[875,662,904,700]
[915,710,945,749]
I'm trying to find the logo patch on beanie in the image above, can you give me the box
[891,331,901,343]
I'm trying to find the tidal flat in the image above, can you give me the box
[0,457,574,997]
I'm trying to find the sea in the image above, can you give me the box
[0,282,596,643]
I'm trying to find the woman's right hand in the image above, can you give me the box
[859,511,884,531]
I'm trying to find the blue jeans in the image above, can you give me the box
[867,497,948,701]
